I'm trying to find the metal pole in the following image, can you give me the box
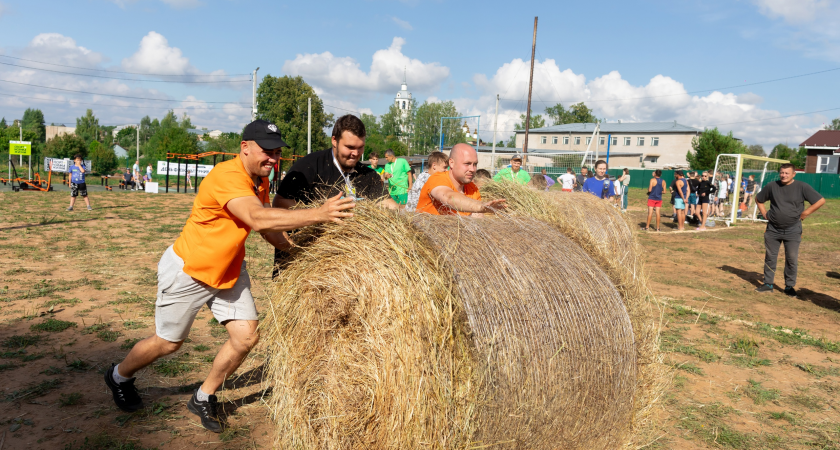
[439,117,444,150]
[165,159,170,193]
[19,125,22,169]
[307,97,312,154]
[522,16,538,167]
[194,156,199,193]
[595,124,600,163]
[730,154,743,225]
[252,68,259,121]
[176,157,181,193]
[492,94,499,173]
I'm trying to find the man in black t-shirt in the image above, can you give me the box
[272,115,398,275]
[754,164,825,297]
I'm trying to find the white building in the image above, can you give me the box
[394,72,413,146]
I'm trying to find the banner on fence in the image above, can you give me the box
[44,158,92,173]
[156,161,213,177]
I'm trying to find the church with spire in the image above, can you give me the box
[394,68,413,146]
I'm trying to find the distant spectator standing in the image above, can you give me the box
[754,164,825,297]
[541,169,555,191]
[582,160,614,200]
[687,171,700,220]
[558,167,576,192]
[186,169,193,190]
[673,170,688,231]
[67,154,92,211]
[696,171,714,231]
[383,149,413,205]
[575,167,590,191]
[367,153,385,181]
[132,160,140,179]
[715,173,729,217]
[617,168,631,212]
[493,155,531,184]
[744,174,757,208]
[645,170,666,232]
[406,151,448,212]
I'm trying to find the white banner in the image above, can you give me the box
[44,158,92,173]
[157,161,214,178]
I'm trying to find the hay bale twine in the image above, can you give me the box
[266,204,637,449]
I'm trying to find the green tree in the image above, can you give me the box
[514,110,546,131]
[687,128,746,170]
[768,143,794,160]
[179,112,193,130]
[75,109,99,143]
[360,113,380,136]
[746,144,766,156]
[116,127,138,151]
[411,100,464,154]
[379,104,405,139]
[144,126,199,162]
[825,117,840,130]
[791,146,807,169]
[44,133,88,159]
[160,110,179,130]
[89,141,119,175]
[256,75,334,166]
[545,102,597,125]
[0,117,6,130]
[506,135,517,148]
[22,108,46,165]
[203,132,242,156]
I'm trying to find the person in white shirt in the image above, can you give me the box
[558,167,577,192]
[715,174,729,217]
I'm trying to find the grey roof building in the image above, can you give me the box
[513,121,701,168]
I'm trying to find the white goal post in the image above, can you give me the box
[711,153,790,226]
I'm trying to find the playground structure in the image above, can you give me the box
[162,151,301,194]
[1,159,53,192]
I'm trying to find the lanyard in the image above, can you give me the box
[332,153,357,199]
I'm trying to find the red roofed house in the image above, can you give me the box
[801,130,840,173]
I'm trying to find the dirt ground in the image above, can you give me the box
[0,187,837,449]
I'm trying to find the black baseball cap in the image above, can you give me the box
[242,120,289,150]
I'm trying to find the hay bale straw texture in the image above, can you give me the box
[481,181,668,448]
[266,198,645,449]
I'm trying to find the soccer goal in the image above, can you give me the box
[711,154,789,226]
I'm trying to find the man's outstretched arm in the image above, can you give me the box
[227,192,355,233]
[429,186,506,214]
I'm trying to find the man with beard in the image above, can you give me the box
[104,120,356,433]
[271,115,399,273]
[416,143,507,215]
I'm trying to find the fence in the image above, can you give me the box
[530,167,840,199]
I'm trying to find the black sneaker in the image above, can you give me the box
[104,363,143,412]
[187,390,223,433]
[784,286,797,298]
[755,283,774,293]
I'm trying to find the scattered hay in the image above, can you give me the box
[265,200,641,449]
[481,181,670,448]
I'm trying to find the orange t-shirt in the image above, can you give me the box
[415,170,482,216]
[173,157,269,289]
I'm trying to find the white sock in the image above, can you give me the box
[196,386,211,402]
[113,365,132,383]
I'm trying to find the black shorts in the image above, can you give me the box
[699,195,710,204]
[70,182,87,198]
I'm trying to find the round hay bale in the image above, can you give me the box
[480,181,669,445]
[266,204,637,449]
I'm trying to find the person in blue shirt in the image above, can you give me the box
[582,160,615,200]
[67,154,92,211]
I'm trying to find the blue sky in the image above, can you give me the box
[0,0,838,148]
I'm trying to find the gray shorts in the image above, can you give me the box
[155,246,258,342]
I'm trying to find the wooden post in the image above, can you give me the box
[522,16,538,167]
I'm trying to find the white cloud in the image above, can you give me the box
[391,17,413,30]
[752,0,840,61]
[282,37,449,97]
[0,32,248,132]
[122,32,200,76]
[0,3,9,18]
[460,58,821,150]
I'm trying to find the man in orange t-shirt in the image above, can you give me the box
[105,120,356,433]
[416,143,506,216]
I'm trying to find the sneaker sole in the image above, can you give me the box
[187,400,223,433]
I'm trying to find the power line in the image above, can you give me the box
[0,91,249,111]
[0,79,251,104]
[0,61,252,83]
[0,54,250,77]
[501,66,840,104]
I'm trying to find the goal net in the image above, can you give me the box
[491,152,596,177]
[711,154,789,226]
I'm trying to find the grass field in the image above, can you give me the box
[0,186,837,449]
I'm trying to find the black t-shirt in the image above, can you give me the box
[277,149,389,204]
[754,180,823,229]
[688,178,700,195]
[124,172,132,183]
[696,180,712,196]
[746,180,756,192]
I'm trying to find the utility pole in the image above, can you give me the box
[136,123,140,163]
[522,17,538,167]
[19,124,22,169]
[307,97,312,154]
[251,67,259,122]
[491,94,499,173]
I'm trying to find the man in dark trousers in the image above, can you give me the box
[754,164,825,297]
